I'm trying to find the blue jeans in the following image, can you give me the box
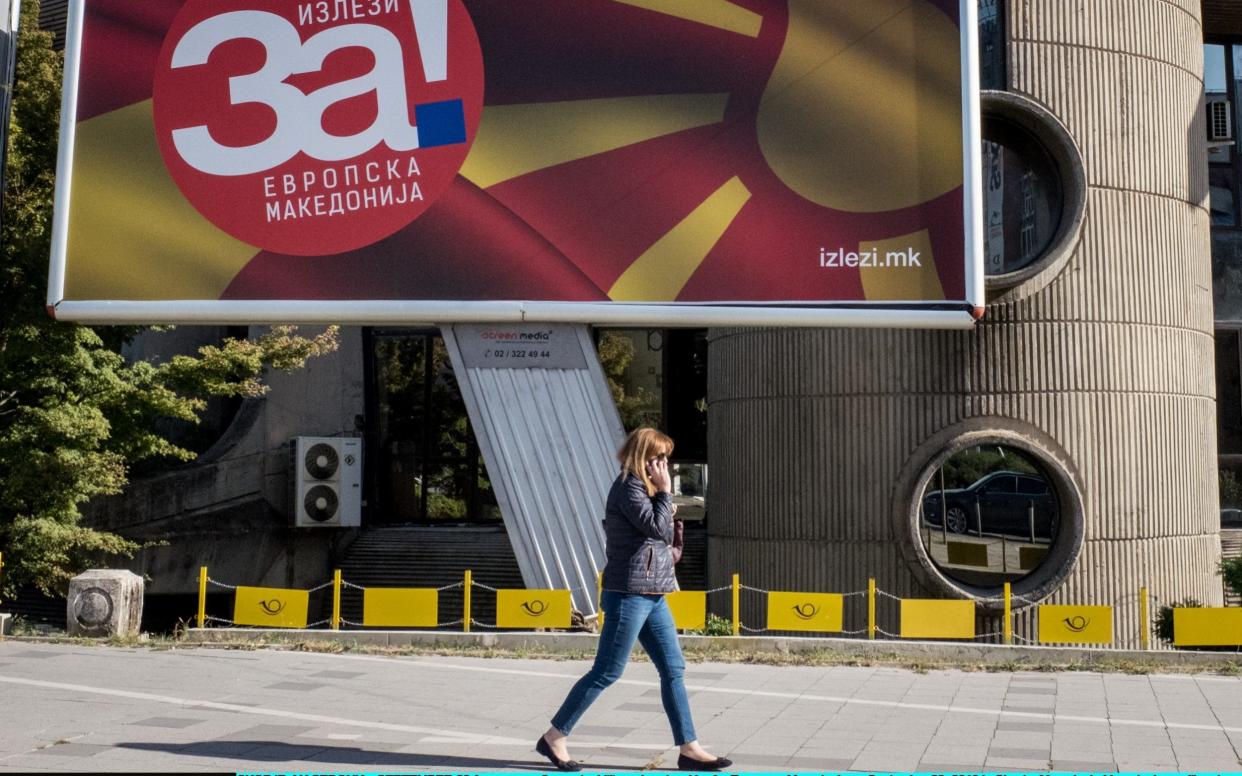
[551,590,696,745]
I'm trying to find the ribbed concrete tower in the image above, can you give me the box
[708,0,1218,648]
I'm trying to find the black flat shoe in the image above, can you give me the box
[677,754,734,771]
[536,735,582,772]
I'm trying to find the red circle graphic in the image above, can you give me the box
[153,0,483,256]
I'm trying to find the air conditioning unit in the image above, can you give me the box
[293,437,362,527]
[1208,98,1233,142]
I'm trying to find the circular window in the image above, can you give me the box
[980,91,1086,294]
[982,118,1062,275]
[893,422,1085,609]
[918,445,1059,588]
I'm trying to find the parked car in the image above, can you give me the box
[1222,508,1242,529]
[922,471,1058,539]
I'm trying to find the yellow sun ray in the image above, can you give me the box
[606,0,763,37]
[65,100,258,301]
[608,176,751,302]
[858,230,944,301]
[460,93,729,189]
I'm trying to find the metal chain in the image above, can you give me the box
[704,585,732,594]
[739,624,766,633]
[739,584,767,594]
[842,590,867,598]
[840,627,868,635]
[875,625,902,639]
[206,577,237,590]
[471,580,501,593]
[306,581,334,593]
[470,618,496,628]
[438,619,464,627]
[340,618,363,627]
[204,615,235,625]
[438,581,464,591]
[341,580,366,591]
[306,619,330,628]
[875,589,903,602]
[1013,633,1038,644]
[975,631,1003,639]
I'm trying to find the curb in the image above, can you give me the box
[183,628,1242,669]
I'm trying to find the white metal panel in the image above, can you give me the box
[440,324,623,616]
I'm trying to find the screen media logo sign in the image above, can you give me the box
[152,0,484,256]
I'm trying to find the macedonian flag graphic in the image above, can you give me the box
[58,0,967,306]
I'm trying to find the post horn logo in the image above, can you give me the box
[521,599,548,617]
[1062,615,1090,633]
[259,598,287,616]
[791,603,819,620]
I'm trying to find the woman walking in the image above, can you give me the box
[535,428,732,772]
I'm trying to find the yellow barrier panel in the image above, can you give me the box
[1174,607,1242,646]
[665,590,706,630]
[363,588,439,627]
[496,589,572,629]
[946,541,988,568]
[1037,604,1112,644]
[899,599,975,639]
[766,591,844,632]
[233,586,309,628]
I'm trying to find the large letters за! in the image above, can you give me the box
[169,9,440,176]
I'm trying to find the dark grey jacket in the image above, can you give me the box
[601,473,677,594]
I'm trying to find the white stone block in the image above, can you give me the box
[67,570,144,638]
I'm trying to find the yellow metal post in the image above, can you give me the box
[596,571,604,628]
[1003,582,1012,645]
[731,573,740,636]
[463,569,472,633]
[1139,585,1150,650]
[197,566,207,629]
[867,578,876,640]
[331,569,342,631]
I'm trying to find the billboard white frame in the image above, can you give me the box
[46,0,984,329]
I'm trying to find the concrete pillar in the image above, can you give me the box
[708,0,1216,648]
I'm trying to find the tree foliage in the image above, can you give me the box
[595,331,655,431]
[0,4,338,597]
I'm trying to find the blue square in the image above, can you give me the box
[415,99,467,148]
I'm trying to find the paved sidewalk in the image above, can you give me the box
[2,640,1242,772]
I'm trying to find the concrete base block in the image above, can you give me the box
[67,570,144,638]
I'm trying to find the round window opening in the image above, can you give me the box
[981,114,1064,277]
[918,444,1061,588]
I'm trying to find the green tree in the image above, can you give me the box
[595,331,654,430]
[0,4,338,597]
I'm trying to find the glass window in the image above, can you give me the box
[1207,44,1231,165]
[1217,330,1242,455]
[368,330,500,523]
[978,0,1005,91]
[918,445,1060,587]
[1212,167,1238,226]
[982,116,1063,276]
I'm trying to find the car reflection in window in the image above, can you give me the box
[922,470,1057,540]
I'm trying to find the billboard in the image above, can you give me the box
[48,0,983,327]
